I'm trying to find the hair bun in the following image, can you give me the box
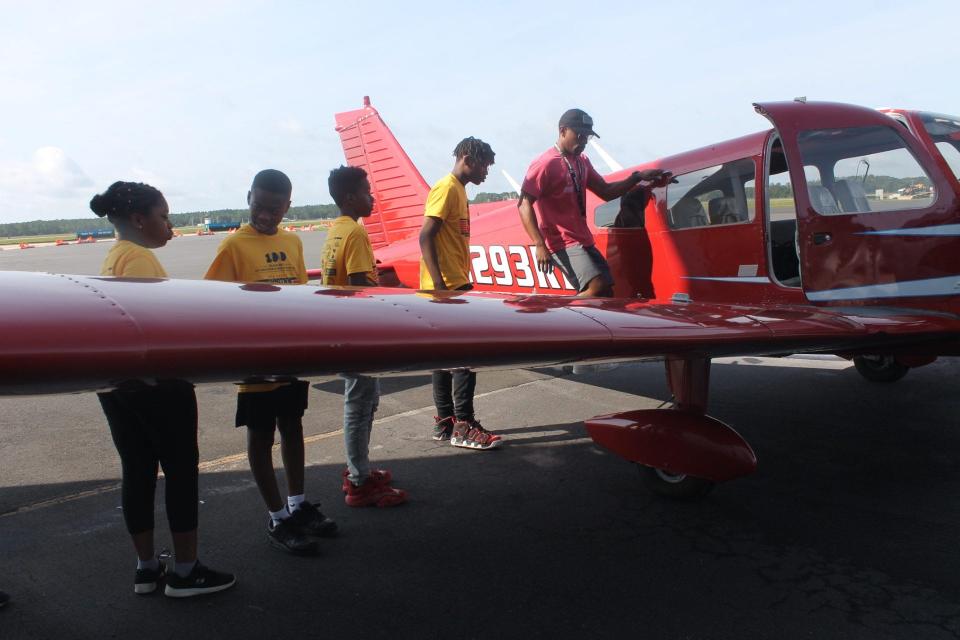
[89,193,110,217]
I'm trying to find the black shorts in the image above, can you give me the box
[235,380,309,431]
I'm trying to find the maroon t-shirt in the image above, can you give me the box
[522,146,601,253]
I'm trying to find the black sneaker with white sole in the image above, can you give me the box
[164,562,236,598]
[134,561,167,595]
[288,501,338,538]
[267,518,319,556]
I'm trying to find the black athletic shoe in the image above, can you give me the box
[0,590,9,608]
[288,501,338,538]
[134,561,167,595]
[164,562,236,598]
[267,518,319,556]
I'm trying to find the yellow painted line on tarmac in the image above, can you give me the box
[0,483,123,518]
[0,430,346,520]
[0,377,548,519]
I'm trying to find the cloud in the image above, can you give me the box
[277,117,306,135]
[0,146,93,196]
[0,147,94,222]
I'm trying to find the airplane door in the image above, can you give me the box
[754,101,960,307]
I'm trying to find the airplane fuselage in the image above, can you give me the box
[370,104,960,323]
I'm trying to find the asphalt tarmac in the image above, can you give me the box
[3,234,960,639]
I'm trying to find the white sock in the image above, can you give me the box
[174,560,197,578]
[270,506,291,524]
[137,557,159,571]
[287,494,305,512]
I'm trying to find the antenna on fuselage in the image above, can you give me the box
[588,140,624,173]
[501,170,522,194]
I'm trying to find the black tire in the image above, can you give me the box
[853,355,909,383]
[639,465,715,500]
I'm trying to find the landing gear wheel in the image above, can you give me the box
[639,465,715,500]
[853,355,909,383]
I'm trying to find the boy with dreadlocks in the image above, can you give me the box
[419,137,503,450]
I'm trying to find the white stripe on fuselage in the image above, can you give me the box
[857,224,960,237]
[805,274,960,301]
[683,276,771,284]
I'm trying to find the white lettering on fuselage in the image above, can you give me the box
[468,245,577,291]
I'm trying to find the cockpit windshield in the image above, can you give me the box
[919,112,960,181]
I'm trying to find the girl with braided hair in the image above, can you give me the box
[90,181,235,598]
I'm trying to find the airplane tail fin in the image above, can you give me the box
[335,97,429,249]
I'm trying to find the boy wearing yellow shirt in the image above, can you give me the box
[321,166,407,507]
[419,138,503,451]
[204,169,336,556]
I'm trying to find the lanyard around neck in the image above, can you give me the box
[555,143,586,217]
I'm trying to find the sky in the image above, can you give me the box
[0,0,957,223]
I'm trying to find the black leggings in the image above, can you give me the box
[432,369,477,421]
[98,380,199,534]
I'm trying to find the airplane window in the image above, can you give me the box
[594,188,649,228]
[666,159,755,229]
[935,142,960,180]
[919,112,960,181]
[594,199,620,227]
[798,125,935,215]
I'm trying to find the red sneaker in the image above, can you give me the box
[451,419,503,450]
[344,477,408,508]
[341,468,393,493]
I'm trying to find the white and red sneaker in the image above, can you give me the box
[433,416,455,441]
[451,419,503,450]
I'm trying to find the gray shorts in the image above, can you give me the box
[550,244,613,293]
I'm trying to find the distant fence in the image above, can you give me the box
[76,229,115,240]
[206,221,242,232]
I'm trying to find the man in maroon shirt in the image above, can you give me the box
[518,108,672,296]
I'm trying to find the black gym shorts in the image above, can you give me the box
[235,380,309,431]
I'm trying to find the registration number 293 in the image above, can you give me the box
[468,244,576,291]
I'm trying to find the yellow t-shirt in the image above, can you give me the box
[204,224,306,393]
[320,215,377,286]
[204,224,307,285]
[100,240,168,278]
[419,173,470,289]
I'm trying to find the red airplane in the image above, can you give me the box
[1,99,958,500]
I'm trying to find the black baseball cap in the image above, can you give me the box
[558,108,599,138]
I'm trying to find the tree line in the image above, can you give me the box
[0,193,521,238]
[746,175,931,200]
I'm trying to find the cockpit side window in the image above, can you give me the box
[797,125,936,215]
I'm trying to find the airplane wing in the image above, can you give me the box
[2,271,957,396]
